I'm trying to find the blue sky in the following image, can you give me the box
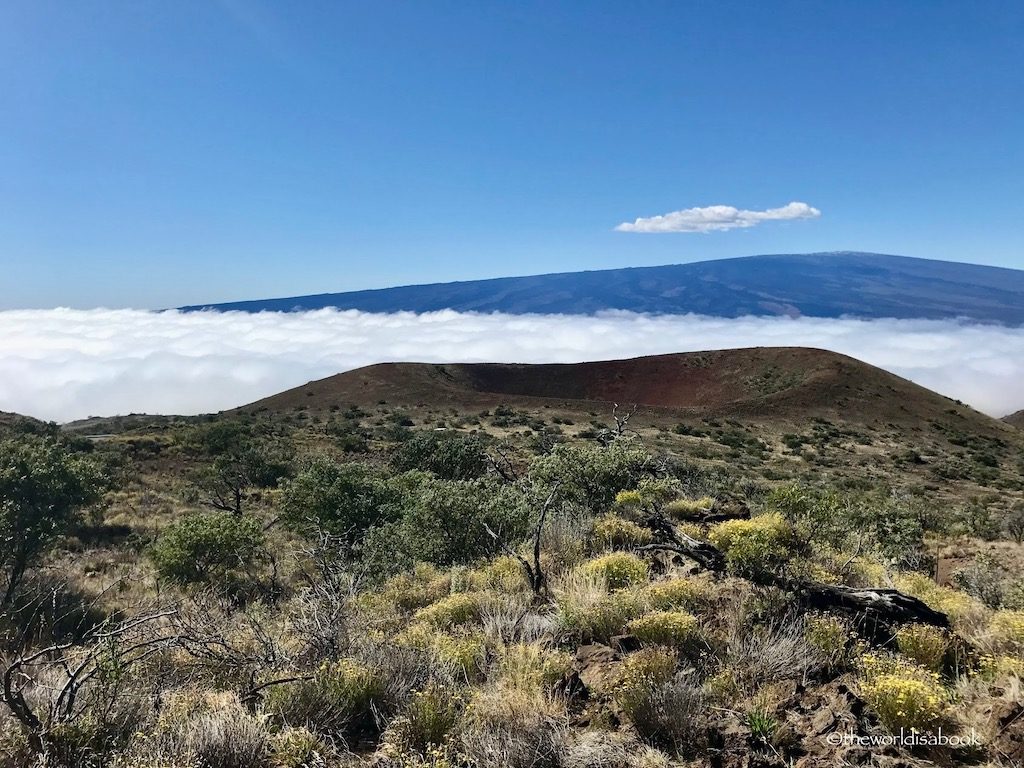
[2,1,1022,309]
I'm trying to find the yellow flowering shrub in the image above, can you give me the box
[614,489,644,507]
[271,727,335,768]
[895,624,949,672]
[642,576,710,610]
[591,514,654,550]
[580,552,650,590]
[378,563,452,612]
[415,592,482,628]
[497,643,573,691]
[396,623,485,677]
[893,572,983,625]
[470,556,529,593]
[708,513,797,576]
[557,586,646,642]
[614,647,678,717]
[976,653,1024,680]
[805,613,853,668]
[664,497,715,519]
[857,653,948,732]
[626,610,699,648]
[990,610,1024,653]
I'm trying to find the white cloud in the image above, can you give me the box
[0,308,1021,422]
[615,201,821,233]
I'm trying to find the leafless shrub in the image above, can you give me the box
[1,597,176,762]
[724,613,818,689]
[623,674,707,755]
[559,729,672,768]
[539,504,590,575]
[457,685,567,768]
[119,690,272,768]
[480,593,557,645]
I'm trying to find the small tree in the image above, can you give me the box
[0,436,106,607]
[182,421,291,515]
[279,458,402,549]
[150,511,264,587]
[1006,503,1024,544]
[390,431,488,480]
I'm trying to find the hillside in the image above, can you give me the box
[183,252,1024,325]
[0,410,41,432]
[1006,410,1024,428]
[239,347,1006,431]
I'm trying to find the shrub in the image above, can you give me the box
[386,684,462,754]
[895,624,949,671]
[953,554,1008,608]
[391,432,489,480]
[857,653,948,732]
[804,613,853,670]
[664,497,714,519]
[591,514,654,550]
[264,659,383,738]
[496,643,573,692]
[415,593,482,629]
[150,511,264,586]
[614,647,678,720]
[580,553,650,590]
[395,625,485,678]
[0,435,107,605]
[378,564,452,612]
[271,727,336,768]
[989,610,1024,653]
[627,611,699,648]
[279,458,402,547]
[555,570,646,642]
[467,556,530,594]
[708,513,797,577]
[893,572,984,625]
[642,577,710,611]
[367,477,532,569]
[529,441,655,512]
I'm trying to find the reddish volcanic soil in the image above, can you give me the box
[235,347,1012,437]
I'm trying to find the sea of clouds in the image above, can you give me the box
[0,308,1022,423]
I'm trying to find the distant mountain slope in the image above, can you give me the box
[237,347,1013,439]
[184,252,1024,324]
[0,410,42,432]
[1006,410,1024,428]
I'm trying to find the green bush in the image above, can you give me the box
[529,440,655,512]
[580,552,650,590]
[279,458,402,547]
[627,611,699,648]
[150,511,264,586]
[708,513,798,577]
[364,477,531,570]
[895,624,949,671]
[0,435,107,605]
[391,431,488,480]
[265,659,383,739]
[590,514,653,550]
[415,593,482,629]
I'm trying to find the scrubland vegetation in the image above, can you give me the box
[2,403,1024,767]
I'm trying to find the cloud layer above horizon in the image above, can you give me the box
[0,308,1021,423]
[615,201,821,233]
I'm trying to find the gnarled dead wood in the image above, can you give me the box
[637,513,948,630]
